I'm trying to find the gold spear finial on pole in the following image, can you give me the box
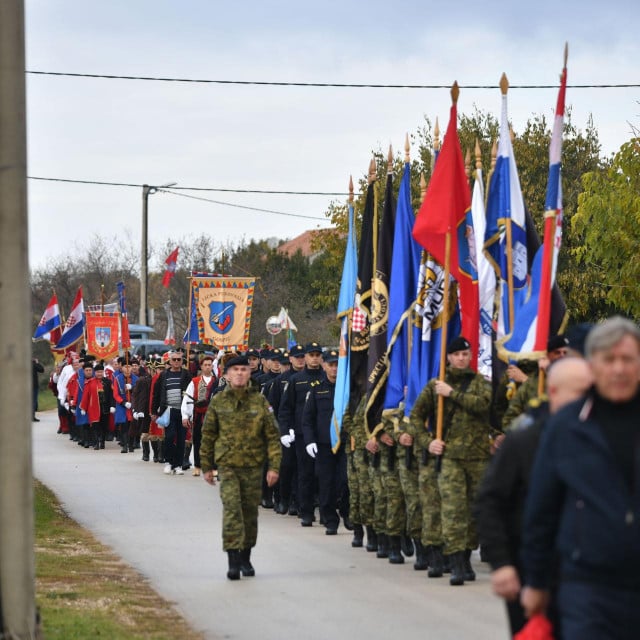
[465,147,472,183]
[387,144,393,175]
[368,157,377,184]
[404,133,410,164]
[475,138,483,170]
[500,72,509,95]
[510,125,515,144]
[420,172,427,203]
[434,117,441,152]
[348,175,354,204]
[490,139,497,170]
[564,42,569,67]
[451,81,460,104]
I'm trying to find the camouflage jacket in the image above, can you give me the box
[502,373,540,430]
[408,367,492,460]
[200,386,282,473]
[341,395,369,451]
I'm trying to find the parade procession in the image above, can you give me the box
[26,40,640,640]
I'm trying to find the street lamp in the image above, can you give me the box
[140,182,176,326]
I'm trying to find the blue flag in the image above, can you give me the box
[331,202,358,451]
[384,162,421,410]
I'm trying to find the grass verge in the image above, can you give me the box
[35,480,205,640]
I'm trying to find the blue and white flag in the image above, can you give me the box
[331,201,358,451]
[484,85,528,340]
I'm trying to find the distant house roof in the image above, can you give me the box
[277,229,335,262]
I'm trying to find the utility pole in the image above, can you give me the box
[0,1,37,638]
[140,182,176,326]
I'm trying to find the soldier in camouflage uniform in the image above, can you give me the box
[379,405,413,564]
[201,355,282,580]
[342,393,376,550]
[409,336,493,586]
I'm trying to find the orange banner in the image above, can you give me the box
[86,312,120,361]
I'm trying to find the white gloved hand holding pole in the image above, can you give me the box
[306,443,318,458]
[280,434,291,448]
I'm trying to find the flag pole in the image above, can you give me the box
[435,82,459,442]
[500,74,516,334]
[186,276,194,362]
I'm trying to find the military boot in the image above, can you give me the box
[226,550,241,580]
[365,526,378,552]
[463,549,476,582]
[182,443,192,471]
[151,440,159,462]
[443,553,452,574]
[388,536,404,564]
[413,539,429,571]
[426,545,444,578]
[141,441,150,462]
[401,534,414,557]
[449,551,466,586]
[120,425,129,453]
[351,524,364,548]
[376,533,389,559]
[239,548,255,577]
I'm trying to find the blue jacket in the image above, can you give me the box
[522,394,640,590]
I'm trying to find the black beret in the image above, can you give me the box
[225,355,249,369]
[447,336,471,354]
[565,323,594,356]
[547,334,569,352]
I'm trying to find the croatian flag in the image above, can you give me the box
[33,293,62,343]
[162,247,179,288]
[484,79,528,340]
[503,52,567,357]
[116,281,131,348]
[56,287,85,349]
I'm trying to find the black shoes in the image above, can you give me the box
[376,534,389,559]
[325,527,338,536]
[449,551,466,586]
[351,524,364,548]
[365,526,378,552]
[401,535,415,557]
[388,536,404,564]
[413,539,429,571]
[426,545,445,578]
[239,548,255,577]
[261,498,274,509]
[463,549,476,582]
[227,550,241,580]
[300,517,313,527]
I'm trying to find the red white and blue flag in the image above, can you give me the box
[162,247,179,288]
[116,281,131,348]
[502,51,567,357]
[33,293,62,344]
[55,286,85,350]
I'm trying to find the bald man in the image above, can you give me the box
[474,357,593,635]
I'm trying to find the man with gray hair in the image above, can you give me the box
[521,316,640,639]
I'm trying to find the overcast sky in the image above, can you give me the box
[25,0,639,271]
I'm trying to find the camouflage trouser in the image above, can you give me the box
[437,457,488,555]
[380,447,405,536]
[347,449,373,526]
[218,466,263,551]
[397,448,422,539]
[369,456,386,533]
[418,459,443,547]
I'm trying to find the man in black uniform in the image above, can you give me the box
[278,342,324,526]
[302,349,348,535]
[269,344,305,515]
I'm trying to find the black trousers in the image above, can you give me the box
[295,437,315,519]
[315,444,348,529]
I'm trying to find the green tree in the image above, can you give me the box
[572,138,640,318]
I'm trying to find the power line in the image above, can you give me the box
[27,176,348,196]
[159,188,328,221]
[25,70,640,89]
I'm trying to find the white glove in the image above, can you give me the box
[137,412,145,418]
[289,429,295,442]
[306,443,318,458]
[109,406,116,414]
[64,402,70,411]
[125,383,132,390]
[124,402,132,409]
[80,409,86,416]
[133,412,139,420]
[280,434,291,448]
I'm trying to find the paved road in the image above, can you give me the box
[33,411,508,640]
